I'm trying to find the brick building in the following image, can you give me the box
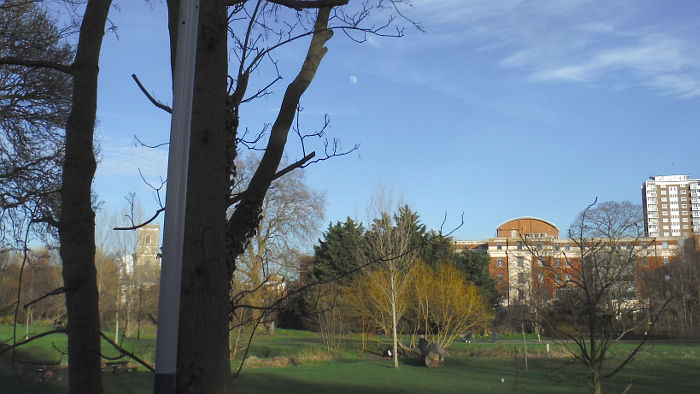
[456,217,683,307]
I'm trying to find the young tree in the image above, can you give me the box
[451,250,501,310]
[365,205,423,368]
[546,201,663,394]
[411,261,492,349]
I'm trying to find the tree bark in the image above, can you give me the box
[169,1,232,392]
[59,1,112,393]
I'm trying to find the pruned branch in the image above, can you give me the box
[113,207,165,231]
[131,74,172,113]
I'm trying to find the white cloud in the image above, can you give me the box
[349,75,358,84]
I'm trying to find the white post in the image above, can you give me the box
[153,1,199,393]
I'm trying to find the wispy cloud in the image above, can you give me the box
[396,0,700,99]
[96,134,168,180]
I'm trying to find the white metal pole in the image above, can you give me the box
[153,1,199,393]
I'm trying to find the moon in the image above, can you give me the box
[349,75,358,84]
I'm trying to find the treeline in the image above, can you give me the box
[276,206,499,351]
[0,249,63,328]
[0,247,158,341]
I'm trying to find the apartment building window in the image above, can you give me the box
[663,225,669,230]
[642,257,648,267]
[497,258,503,267]
[683,224,689,229]
[565,258,571,267]
[661,197,668,202]
[554,244,560,251]
[538,273,544,283]
[662,211,668,216]
[566,273,572,282]
[517,257,524,268]
[565,243,570,251]
[537,257,543,267]
[642,242,647,249]
[661,190,667,194]
[537,242,543,251]
[663,241,669,249]
[665,274,671,281]
[682,211,688,215]
[681,196,687,201]
[517,242,523,251]
[497,273,503,283]
[627,243,633,250]
[664,256,669,265]
[518,273,525,284]
[555,258,561,267]
[682,204,688,208]
[681,189,687,194]
[662,218,669,223]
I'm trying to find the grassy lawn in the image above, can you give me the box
[2,324,699,393]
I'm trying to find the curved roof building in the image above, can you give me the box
[496,216,559,238]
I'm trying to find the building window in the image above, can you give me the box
[565,273,572,282]
[145,234,151,244]
[497,258,503,267]
[642,242,647,249]
[663,241,669,249]
[518,273,525,284]
[554,244,560,251]
[497,243,502,250]
[537,242,543,250]
[517,242,523,251]
[664,256,669,265]
[565,258,571,267]
[642,257,648,267]
[517,257,524,268]
[565,244,570,251]
[555,258,561,267]
[681,189,687,194]
[664,274,671,281]
[681,196,687,201]
[537,273,544,283]
[537,257,543,267]
[497,273,503,283]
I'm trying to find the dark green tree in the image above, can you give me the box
[310,217,366,283]
[451,250,501,310]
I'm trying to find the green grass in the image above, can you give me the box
[2,325,699,393]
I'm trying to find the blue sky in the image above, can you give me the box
[92,0,700,243]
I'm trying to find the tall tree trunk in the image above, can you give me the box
[59,1,112,393]
[391,273,399,369]
[170,1,231,392]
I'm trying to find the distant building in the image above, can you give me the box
[454,217,681,307]
[642,175,700,237]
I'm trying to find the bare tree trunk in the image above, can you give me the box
[59,1,112,393]
[391,273,399,369]
[168,1,231,392]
